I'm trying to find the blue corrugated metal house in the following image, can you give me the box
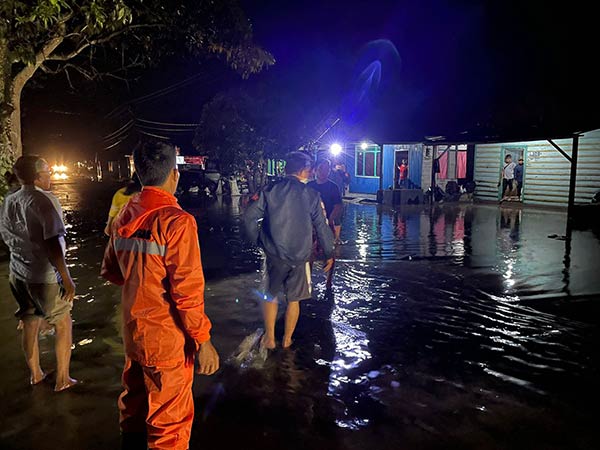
[344,142,424,194]
[341,140,473,196]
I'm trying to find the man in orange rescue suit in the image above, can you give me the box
[101,140,219,450]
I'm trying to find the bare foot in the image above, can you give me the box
[30,371,47,385]
[282,337,294,349]
[39,320,55,336]
[54,377,79,392]
[260,335,276,350]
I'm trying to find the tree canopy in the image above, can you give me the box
[0,0,274,196]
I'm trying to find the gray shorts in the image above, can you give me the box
[263,256,312,302]
[9,273,71,324]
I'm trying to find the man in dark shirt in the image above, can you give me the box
[514,157,524,199]
[244,152,334,349]
[308,159,343,243]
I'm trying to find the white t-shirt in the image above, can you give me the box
[503,162,516,180]
[0,185,66,284]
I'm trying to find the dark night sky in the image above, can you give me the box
[22,0,599,161]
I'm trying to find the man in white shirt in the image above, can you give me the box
[0,156,77,391]
[498,154,517,201]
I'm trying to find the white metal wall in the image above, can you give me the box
[474,129,600,206]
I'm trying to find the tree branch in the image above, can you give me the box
[41,57,143,90]
[46,24,165,62]
[13,31,65,91]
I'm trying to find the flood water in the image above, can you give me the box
[1,180,599,450]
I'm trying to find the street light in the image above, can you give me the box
[330,143,342,155]
[360,142,368,150]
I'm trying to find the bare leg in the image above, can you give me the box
[282,302,300,348]
[261,299,278,349]
[54,313,77,391]
[326,259,336,289]
[22,317,44,384]
[334,225,342,243]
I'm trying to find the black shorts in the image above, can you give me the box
[263,255,312,302]
[502,179,514,195]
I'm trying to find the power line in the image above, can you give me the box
[138,130,170,140]
[138,128,195,133]
[104,138,125,150]
[103,119,134,141]
[105,72,211,119]
[137,124,195,133]
[137,118,199,127]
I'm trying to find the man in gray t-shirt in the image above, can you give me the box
[0,156,77,391]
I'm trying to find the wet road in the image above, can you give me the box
[1,181,599,450]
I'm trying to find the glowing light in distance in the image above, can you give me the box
[360,142,368,150]
[330,143,343,155]
[52,164,68,173]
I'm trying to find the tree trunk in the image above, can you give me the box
[8,82,23,157]
[1,32,65,162]
[0,36,15,194]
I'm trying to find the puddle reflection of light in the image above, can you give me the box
[336,418,370,430]
[358,244,368,259]
[452,239,465,256]
[328,271,373,429]
[356,226,369,261]
[503,257,517,290]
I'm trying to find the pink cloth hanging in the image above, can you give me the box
[438,151,448,179]
[457,151,467,179]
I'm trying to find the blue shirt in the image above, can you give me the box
[514,164,524,183]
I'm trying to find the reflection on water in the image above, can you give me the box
[1,182,599,449]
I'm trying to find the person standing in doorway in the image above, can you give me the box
[398,159,408,188]
[0,156,77,391]
[498,154,516,202]
[244,152,334,350]
[514,157,524,200]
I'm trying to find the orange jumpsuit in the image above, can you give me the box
[101,187,211,450]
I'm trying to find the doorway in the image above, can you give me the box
[394,149,409,188]
[499,146,526,200]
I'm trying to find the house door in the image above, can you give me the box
[499,147,526,199]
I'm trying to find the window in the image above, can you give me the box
[356,145,381,177]
[435,144,468,180]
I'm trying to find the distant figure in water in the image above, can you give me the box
[308,159,344,286]
[0,156,78,391]
[244,151,334,349]
[104,173,142,236]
